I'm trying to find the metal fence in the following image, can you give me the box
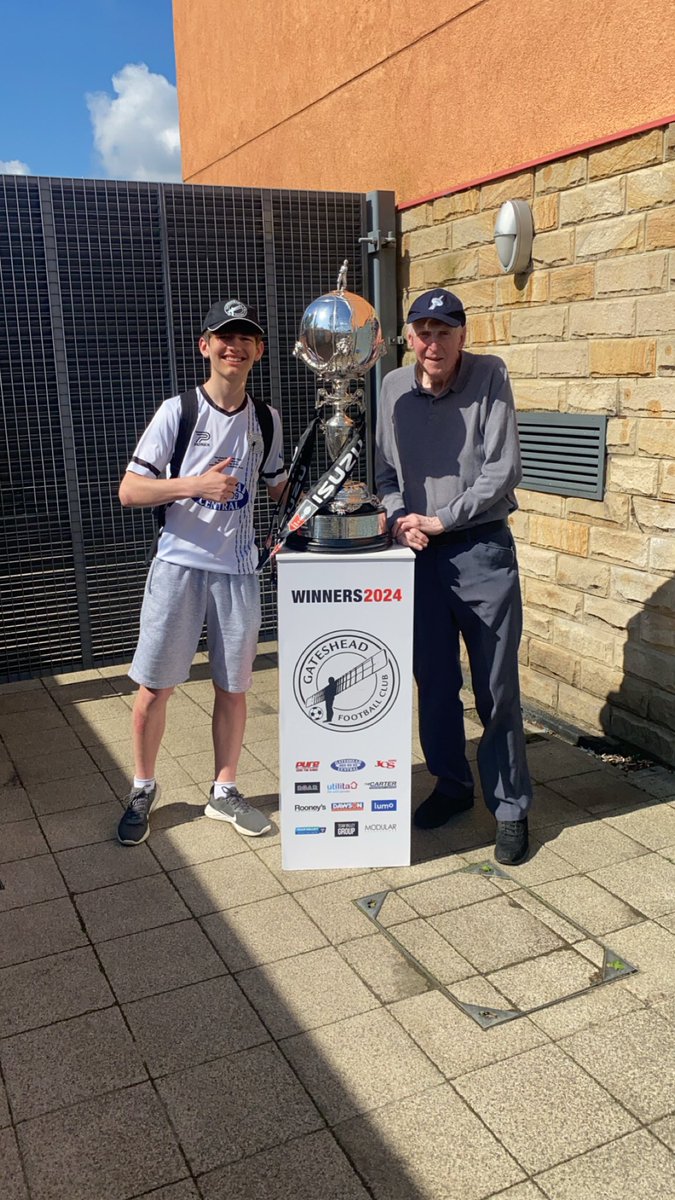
[0,176,394,681]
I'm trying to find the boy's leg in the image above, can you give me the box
[132,685,175,779]
[212,686,247,781]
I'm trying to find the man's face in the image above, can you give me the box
[407,318,466,388]
[199,327,264,381]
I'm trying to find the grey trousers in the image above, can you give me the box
[413,523,532,822]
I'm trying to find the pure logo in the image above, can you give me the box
[293,630,400,733]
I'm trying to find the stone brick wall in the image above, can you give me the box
[399,126,675,766]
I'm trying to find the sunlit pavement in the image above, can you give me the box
[1,647,675,1200]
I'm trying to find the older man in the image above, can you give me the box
[375,288,532,864]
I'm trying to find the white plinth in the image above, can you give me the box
[277,545,415,870]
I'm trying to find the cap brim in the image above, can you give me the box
[408,312,465,327]
[206,318,264,336]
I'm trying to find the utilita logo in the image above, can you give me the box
[294,781,320,794]
[372,799,397,812]
[376,759,397,769]
[327,781,358,792]
[334,821,359,837]
[295,761,319,772]
[331,758,366,772]
[331,801,364,812]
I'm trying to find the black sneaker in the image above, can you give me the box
[117,785,159,846]
[413,787,474,830]
[495,818,529,865]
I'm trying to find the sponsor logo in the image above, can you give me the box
[294,803,326,812]
[331,801,364,812]
[372,799,397,812]
[194,430,211,446]
[295,826,326,835]
[334,821,359,837]
[364,823,397,832]
[293,630,400,733]
[294,781,320,794]
[295,761,319,772]
[376,759,397,769]
[364,780,398,791]
[196,480,248,512]
[327,781,358,792]
[331,758,365,772]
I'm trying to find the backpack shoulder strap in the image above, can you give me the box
[169,387,200,478]
[250,395,274,475]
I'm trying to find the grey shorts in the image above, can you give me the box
[129,559,261,692]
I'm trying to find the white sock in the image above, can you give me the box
[213,780,236,798]
[133,776,155,792]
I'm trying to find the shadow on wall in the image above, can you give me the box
[600,573,675,770]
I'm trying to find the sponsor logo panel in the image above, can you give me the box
[295,761,320,772]
[330,801,364,812]
[364,780,397,790]
[371,799,397,812]
[295,781,320,794]
[295,826,326,835]
[294,803,326,812]
[327,781,358,792]
[331,758,365,772]
[364,823,397,832]
[334,821,359,837]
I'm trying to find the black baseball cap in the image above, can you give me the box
[407,289,466,327]
[201,299,264,336]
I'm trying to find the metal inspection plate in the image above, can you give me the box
[355,861,637,1029]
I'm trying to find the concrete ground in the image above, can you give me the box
[1,645,675,1200]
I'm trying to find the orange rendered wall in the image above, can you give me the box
[173,0,675,206]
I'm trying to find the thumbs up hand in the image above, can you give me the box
[195,457,238,503]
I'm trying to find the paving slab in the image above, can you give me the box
[122,975,269,1076]
[532,874,643,936]
[156,1042,323,1174]
[589,852,675,918]
[26,773,117,815]
[133,1184,199,1200]
[527,978,645,1039]
[339,933,430,1002]
[282,1007,443,1124]
[535,1128,675,1200]
[0,1127,28,1200]
[54,839,161,892]
[169,850,283,916]
[254,841,371,892]
[236,945,378,1037]
[384,917,475,984]
[0,897,88,969]
[429,893,565,974]
[488,947,611,1011]
[547,768,651,814]
[334,1083,524,1200]
[176,745,261,783]
[96,919,227,1002]
[0,819,48,863]
[198,1129,370,1200]
[463,842,576,886]
[16,1082,186,1200]
[0,1077,9,1126]
[5,728,83,761]
[0,1007,147,1122]
[149,813,247,869]
[453,1042,638,1174]
[294,873,416,944]
[0,786,32,824]
[603,802,675,849]
[200,892,328,971]
[15,750,99,788]
[0,946,113,1038]
[38,800,123,852]
[650,1113,675,1151]
[539,819,645,872]
[0,855,67,912]
[559,1007,675,1122]
[74,873,191,942]
[390,990,547,1078]
[528,783,587,830]
[525,740,599,785]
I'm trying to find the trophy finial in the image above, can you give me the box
[336,260,349,292]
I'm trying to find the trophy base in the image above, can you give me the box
[288,505,390,555]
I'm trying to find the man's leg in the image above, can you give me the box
[132,685,174,779]
[413,547,475,828]
[212,685,247,780]
[204,572,270,836]
[440,529,532,829]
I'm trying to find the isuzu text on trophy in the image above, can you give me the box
[259,261,389,565]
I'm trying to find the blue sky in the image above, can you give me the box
[0,0,180,180]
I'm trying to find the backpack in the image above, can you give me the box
[148,388,275,559]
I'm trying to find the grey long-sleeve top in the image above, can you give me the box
[374,352,522,531]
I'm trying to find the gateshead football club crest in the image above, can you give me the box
[293,630,399,732]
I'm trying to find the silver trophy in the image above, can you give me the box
[292,261,389,553]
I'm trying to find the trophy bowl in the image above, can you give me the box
[290,263,389,554]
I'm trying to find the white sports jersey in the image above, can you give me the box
[128,388,286,573]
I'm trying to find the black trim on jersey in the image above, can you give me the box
[262,466,286,480]
[200,387,248,418]
[132,456,161,477]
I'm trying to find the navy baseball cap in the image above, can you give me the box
[201,299,264,336]
[407,289,466,327]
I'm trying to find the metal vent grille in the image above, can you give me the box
[0,176,369,681]
[516,412,607,500]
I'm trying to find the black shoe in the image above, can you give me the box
[495,818,529,865]
[413,787,474,830]
[117,785,158,846]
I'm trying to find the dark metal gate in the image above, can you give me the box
[0,176,395,681]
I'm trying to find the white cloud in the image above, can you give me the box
[87,63,182,182]
[0,160,31,175]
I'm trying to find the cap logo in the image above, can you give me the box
[429,296,444,310]
[223,300,247,317]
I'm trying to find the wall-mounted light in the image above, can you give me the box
[494,200,534,275]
